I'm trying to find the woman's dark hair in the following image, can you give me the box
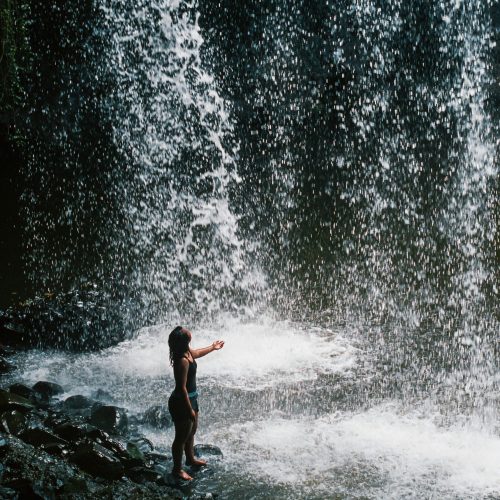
[168,326,190,365]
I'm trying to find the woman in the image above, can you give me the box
[168,325,224,480]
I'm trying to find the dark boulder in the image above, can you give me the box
[19,428,68,447]
[41,442,70,458]
[63,394,94,409]
[0,389,35,413]
[142,404,172,429]
[70,441,124,480]
[0,288,137,351]
[32,381,64,399]
[53,421,95,442]
[8,383,36,400]
[194,444,223,459]
[90,405,128,435]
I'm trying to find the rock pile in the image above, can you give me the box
[0,379,222,498]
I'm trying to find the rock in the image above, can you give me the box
[0,357,16,374]
[0,434,9,457]
[145,452,170,475]
[53,422,95,442]
[63,395,94,409]
[125,466,162,484]
[0,345,17,357]
[194,444,223,459]
[129,436,154,454]
[4,478,55,499]
[58,477,88,495]
[41,442,70,458]
[126,441,145,461]
[84,427,110,443]
[0,410,26,435]
[0,389,35,413]
[32,381,64,399]
[44,411,70,429]
[9,383,37,400]
[19,428,68,447]
[0,486,17,498]
[142,404,173,429]
[70,441,124,480]
[90,405,128,435]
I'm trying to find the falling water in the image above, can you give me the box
[13,0,500,497]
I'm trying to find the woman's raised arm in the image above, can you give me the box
[191,340,224,359]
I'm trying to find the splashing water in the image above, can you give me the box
[16,0,500,497]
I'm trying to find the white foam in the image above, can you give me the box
[10,315,358,401]
[181,316,359,389]
[205,404,500,498]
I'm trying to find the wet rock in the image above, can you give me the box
[0,486,17,498]
[0,345,17,357]
[41,442,70,458]
[194,444,223,459]
[53,421,95,442]
[142,404,173,429]
[0,389,35,413]
[0,357,16,374]
[43,411,70,429]
[63,394,94,410]
[4,478,55,499]
[84,427,110,442]
[8,383,37,400]
[90,405,128,435]
[126,466,162,484]
[145,452,170,475]
[126,441,145,461]
[70,441,124,480]
[0,434,9,457]
[97,435,129,460]
[58,477,88,495]
[129,436,154,454]
[19,428,68,447]
[32,381,64,399]
[0,410,26,435]
[0,288,136,351]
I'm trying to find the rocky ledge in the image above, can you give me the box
[0,378,223,499]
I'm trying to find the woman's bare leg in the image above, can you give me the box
[172,419,193,479]
[185,412,207,466]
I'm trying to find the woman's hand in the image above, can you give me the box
[190,409,196,421]
[212,340,224,350]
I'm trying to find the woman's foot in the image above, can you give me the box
[172,469,193,481]
[185,458,207,467]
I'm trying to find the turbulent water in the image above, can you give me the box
[15,0,500,498]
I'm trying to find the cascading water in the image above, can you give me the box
[95,0,265,322]
[11,0,500,498]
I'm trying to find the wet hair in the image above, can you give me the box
[168,326,190,366]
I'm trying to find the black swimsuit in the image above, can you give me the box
[168,356,199,422]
